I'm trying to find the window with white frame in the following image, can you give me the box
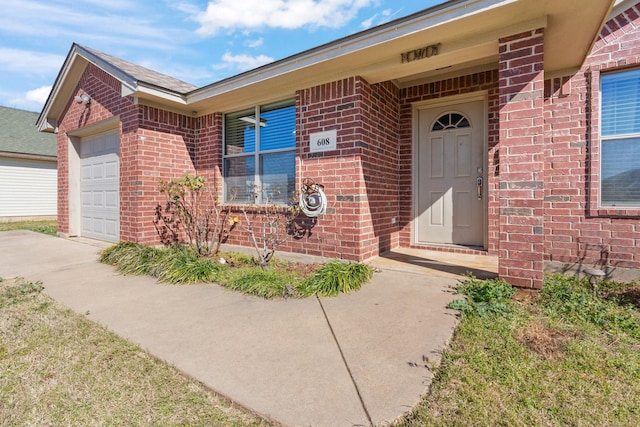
[223,99,296,204]
[600,68,640,207]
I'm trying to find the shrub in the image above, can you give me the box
[298,260,373,297]
[154,173,238,257]
[154,249,222,284]
[240,186,302,270]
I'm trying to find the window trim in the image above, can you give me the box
[222,99,297,205]
[589,66,640,217]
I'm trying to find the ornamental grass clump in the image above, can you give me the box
[225,269,297,299]
[99,241,162,276]
[299,260,373,297]
[99,242,223,285]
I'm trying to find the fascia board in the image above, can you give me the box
[37,46,85,132]
[128,82,188,105]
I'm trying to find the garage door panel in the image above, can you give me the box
[105,219,118,239]
[82,164,92,180]
[105,190,118,208]
[82,191,92,207]
[93,191,104,207]
[105,161,118,179]
[93,163,104,179]
[80,132,119,243]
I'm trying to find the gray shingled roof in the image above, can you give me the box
[0,106,57,157]
[82,46,198,94]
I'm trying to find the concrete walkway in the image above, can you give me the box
[0,231,495,426]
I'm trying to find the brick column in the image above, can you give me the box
[498,29,545,289]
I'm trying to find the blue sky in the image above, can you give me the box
[0,0,443,113]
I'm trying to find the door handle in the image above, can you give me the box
[476,176,483,200]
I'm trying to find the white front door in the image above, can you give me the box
[416,99,485,247]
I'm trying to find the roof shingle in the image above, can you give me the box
[0,106,57,157]
[82,46,198,94]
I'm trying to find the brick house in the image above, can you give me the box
[38,0,640,288]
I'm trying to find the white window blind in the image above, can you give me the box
[600,69,640,207]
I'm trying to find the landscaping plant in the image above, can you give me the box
[298,260,373,297]
[99,242,374,298]
[154,173,238,257]
[240,186,301,270]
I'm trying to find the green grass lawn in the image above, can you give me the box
[0,277,271,427]
[399,275,640,426]
[0,219,57,236]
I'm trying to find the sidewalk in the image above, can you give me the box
[0,231,481,426]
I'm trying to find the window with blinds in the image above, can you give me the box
[600,69,640,207]
[223,100,296,204]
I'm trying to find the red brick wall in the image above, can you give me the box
[398,70,500,254]
[56,64,198,245]
[498,29,546,289]
[217,76,400,261]
[210,78,371,260]
[129,106,197,245]
[298,77,401,261]
[356,80,401,258]
[195,113,223,188]
[544,3,640,272]
[57,64,136,237]
[57,4,640,278]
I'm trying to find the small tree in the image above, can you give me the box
[154,173,237,257]
[240,186,301,270]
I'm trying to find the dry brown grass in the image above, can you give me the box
[514,320,572,361]
[0,277,271,427]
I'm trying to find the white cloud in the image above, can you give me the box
[8,86,52,110]
[245,37,264,48]
[0,48,65,76]
[0,0,184,51]
[194,0,374,35]
[360,8,396,29]
[360,13,377,29]
[216,52,275,72]
[25,86,52,104]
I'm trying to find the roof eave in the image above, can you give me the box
[185,0,614,114]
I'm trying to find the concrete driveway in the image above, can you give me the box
[0,231,489,426]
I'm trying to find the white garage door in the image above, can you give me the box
[81,131,119,242]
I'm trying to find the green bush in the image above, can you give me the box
[448,277,516,318]
[298,260,373,297]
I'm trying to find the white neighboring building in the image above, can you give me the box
[0,106,57,222]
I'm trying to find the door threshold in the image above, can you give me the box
[410,243,488,256]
